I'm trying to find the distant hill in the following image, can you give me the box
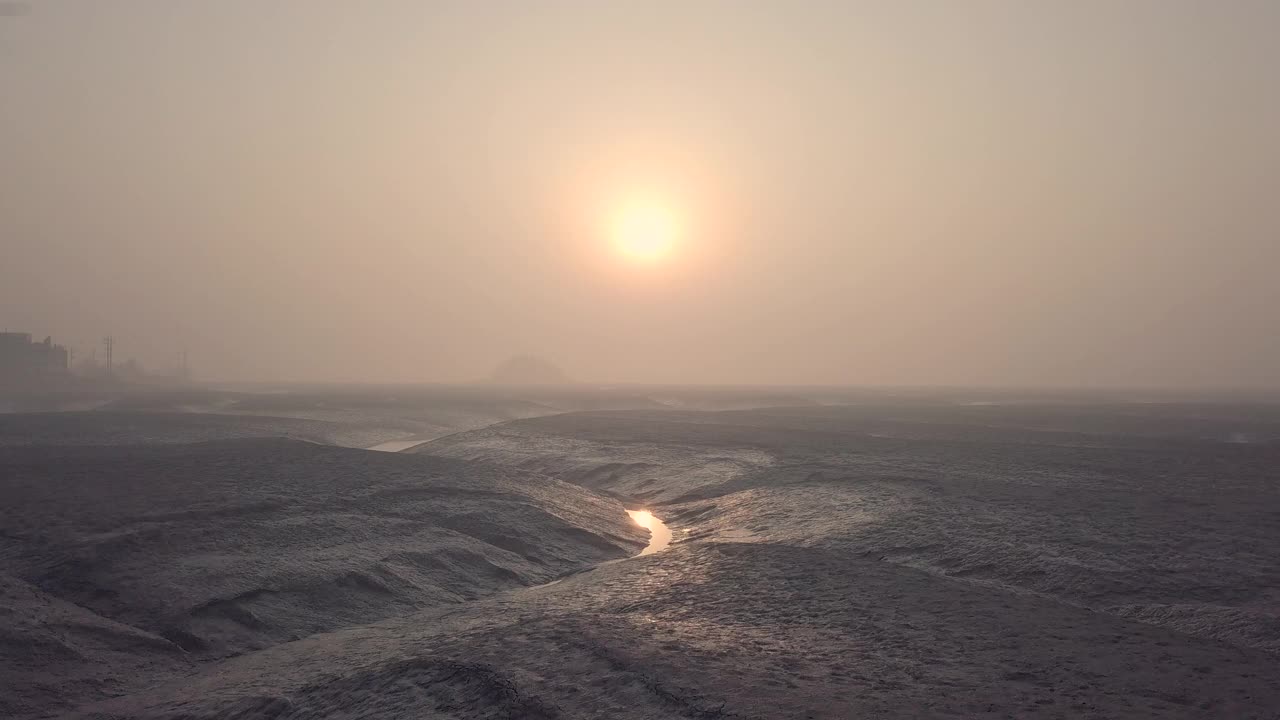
[488,355,571,385]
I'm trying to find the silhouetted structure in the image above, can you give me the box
[488,355,570,385]
[0,332,70,385]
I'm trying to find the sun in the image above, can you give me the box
[611,200,680,263]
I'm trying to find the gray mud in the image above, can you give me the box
[4,397,1280,718]
[0,438,644,716]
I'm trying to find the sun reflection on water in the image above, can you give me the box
[627,509,673,556]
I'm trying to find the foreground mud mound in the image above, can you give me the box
[0,439,645,716]
[0,574,195,718]
[70,543,1280,719]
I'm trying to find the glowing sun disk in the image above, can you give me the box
[612,202,679,262]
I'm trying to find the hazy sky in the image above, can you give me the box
[3,1,1278,386]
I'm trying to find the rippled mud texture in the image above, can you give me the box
[67,543,1280,720]
[0,439,645,716]
[422,403,1280,654]
[5,398,1280,719]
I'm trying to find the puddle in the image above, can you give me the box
[366,438,427,453]
[627,509,672,555]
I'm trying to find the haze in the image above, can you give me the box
[3,1,1278,387]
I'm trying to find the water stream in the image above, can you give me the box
[626,509,672,555]
[366,438,428,453]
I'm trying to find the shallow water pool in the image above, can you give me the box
[626,509,672,555]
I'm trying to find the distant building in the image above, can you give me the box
[0,332,70,384]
